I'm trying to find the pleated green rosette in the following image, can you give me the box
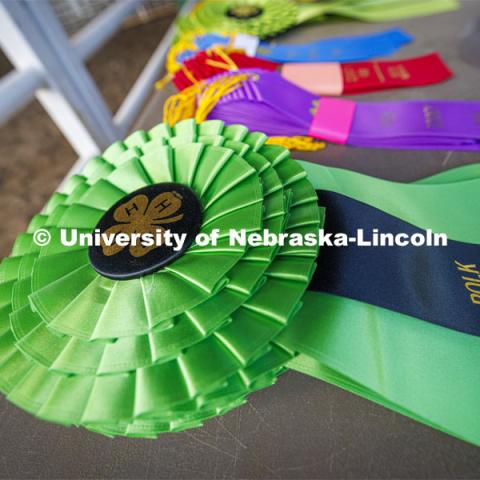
[178,0,302,39]
[177,0,458,39]
[0,119,322,438]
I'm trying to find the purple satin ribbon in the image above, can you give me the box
[207,70,480,151]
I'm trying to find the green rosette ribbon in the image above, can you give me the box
[178,0,300,39]
[0,119,322,438]
[177,0,458,39]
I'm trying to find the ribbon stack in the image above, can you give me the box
[166,70,480,151]
[1,0,479,450]
[172,50,453,96]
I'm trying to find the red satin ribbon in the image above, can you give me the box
[172,51,278,90]
[341,53,453,93]
[172,51,452,95]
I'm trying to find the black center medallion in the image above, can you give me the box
[226,4,263,19]
[89,183,202,280]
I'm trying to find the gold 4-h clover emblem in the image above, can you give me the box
[101,191,184,258]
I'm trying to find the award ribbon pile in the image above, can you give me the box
[1,0,480,448]
[171,50,453,96]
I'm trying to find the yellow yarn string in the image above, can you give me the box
[166,30,240,74]
[205,48,240,71]
[156,65,199,91]
[155,72,172,90]
[166,37,198,74]
[196,74,254,123]
[163,80,204,126]
[180,64,199,85]
[266,136,326,151]
[163,73,253,126]
[204,59,231,70]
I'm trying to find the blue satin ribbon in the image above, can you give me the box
[178,28,413,64]
[310,191,480,336]
[257,28,413,62]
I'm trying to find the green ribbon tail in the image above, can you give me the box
[324,0,459,22]
[282,291,480,447]
[296,3,328,24]
[299,160,480,243]
[280,161,480,446]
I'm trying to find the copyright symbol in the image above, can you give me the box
[33,229,51,247]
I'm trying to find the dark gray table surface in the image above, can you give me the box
[2,2,480,479]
